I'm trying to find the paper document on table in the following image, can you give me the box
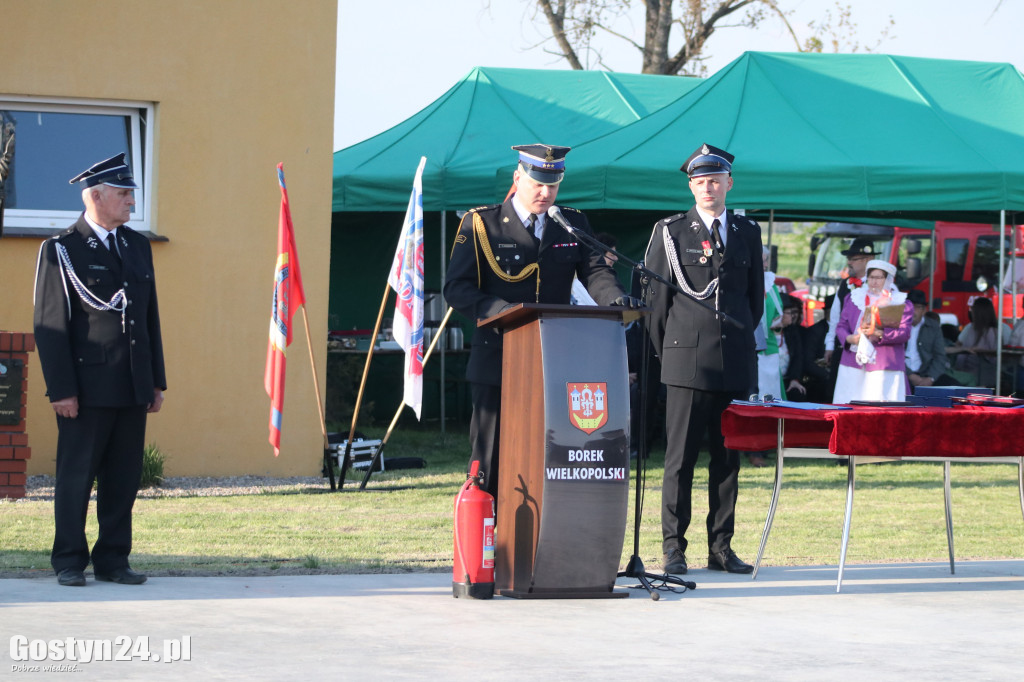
[730,400,852,410]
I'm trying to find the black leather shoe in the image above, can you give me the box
[94,567,147,585]
[662,548,688,575]
[707,548,754,574]
[57,568,86,587]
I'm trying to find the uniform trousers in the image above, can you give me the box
[661,385,742,556]
[51,405,147,574]
[469,383,501,500]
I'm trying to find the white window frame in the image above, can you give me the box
[0,95,155,235]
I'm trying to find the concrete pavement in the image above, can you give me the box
[2,560,1023,680]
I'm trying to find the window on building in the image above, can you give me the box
[0,97,154,236]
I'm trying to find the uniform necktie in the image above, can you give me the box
[528,213,541,243]
[106,232,122,266]
[711,218,724,253]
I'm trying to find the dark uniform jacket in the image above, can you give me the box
[781,324,805,388]
[34,215,166,407]
[913,315,951,380]
[443,198,625,386]
[644,207,764,392]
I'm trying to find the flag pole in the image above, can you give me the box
[359,306,455,489]
[341,155,426,488]
[298,304,331,486]
[337,283,391,487]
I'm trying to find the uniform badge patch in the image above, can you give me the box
[567,382,608,435]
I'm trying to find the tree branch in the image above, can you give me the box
[536,0,585,70]
[592,19,645,53]
[758,0,803,51]
[664,1,757,75]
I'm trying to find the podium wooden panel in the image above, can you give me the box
[479,303,638,598]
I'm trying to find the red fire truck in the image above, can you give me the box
[795,221,1024,328]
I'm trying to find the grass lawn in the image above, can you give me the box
[2,426,1022,578]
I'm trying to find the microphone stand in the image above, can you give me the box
[549,212,698,598]
[618,273,696,599]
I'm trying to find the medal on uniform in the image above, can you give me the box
[701,240,713,257]
[699,256,708,264]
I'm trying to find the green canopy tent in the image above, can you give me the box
[329,67,701,425]
[330,66,702,330]
[563,51,1024,223]
[333,66,702,212]
[561,51,1024,391]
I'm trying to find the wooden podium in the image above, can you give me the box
[479,303,641,599]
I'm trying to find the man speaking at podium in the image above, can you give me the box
[644,143,764,575]
[443,144,637,501]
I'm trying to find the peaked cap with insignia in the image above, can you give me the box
[681,143,734,178]
[68,152,138,189]
[840,237,879,257]
[512,143,571,185]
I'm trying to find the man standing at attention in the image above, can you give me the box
[443,144,637,501]
[644,143,764,575]
[34,153,166,587]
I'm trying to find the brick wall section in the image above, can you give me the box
[0,332,34,499]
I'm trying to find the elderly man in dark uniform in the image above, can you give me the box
[644,143,764,575]
[34,153,166,587]
[443,144,637,500]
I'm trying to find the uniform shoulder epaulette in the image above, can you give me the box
[560,205,583,215]
[466,203,500,214]
[732,213,760,229]
[658,213,686,227]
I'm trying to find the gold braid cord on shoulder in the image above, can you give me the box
[473,212,541,299]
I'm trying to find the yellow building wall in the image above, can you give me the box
[0,0,337,476]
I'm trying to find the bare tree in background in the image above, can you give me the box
[523,0,893,75]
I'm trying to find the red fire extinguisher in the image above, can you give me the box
[452,461,495,599]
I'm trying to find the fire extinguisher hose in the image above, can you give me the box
[453,477,473,585]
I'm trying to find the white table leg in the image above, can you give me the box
[837,456,857,592]
[1018,457,1024,523]
[753,418,785,580]
[944,460,955,574]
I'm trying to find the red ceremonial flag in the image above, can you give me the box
[265,163,306,456]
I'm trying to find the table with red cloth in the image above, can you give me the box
[721,402,1024,591]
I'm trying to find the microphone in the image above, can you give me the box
[546,205,576,235]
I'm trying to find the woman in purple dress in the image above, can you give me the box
[832,260,913,403]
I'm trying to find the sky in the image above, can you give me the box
[335,0,1022,151]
